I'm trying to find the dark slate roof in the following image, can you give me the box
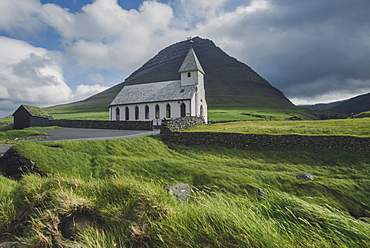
[178,48,204,74]
[110,80,196,106]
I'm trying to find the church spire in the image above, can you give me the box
[178,44,204,74]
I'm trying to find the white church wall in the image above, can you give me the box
[109,100,192,123]
[180,71,198,86]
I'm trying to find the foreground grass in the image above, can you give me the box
[1,137,369,247]
[186,118,370,137]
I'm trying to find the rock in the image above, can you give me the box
[166,183,191,201]
[297,173,314,181]
[257,188,266,197]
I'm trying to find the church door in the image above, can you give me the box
[180,103,186,117]
[116,107,120,121]
[125,107,129,120]
[135,106,139,120]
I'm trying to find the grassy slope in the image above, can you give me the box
[185,118,370,137]
[1,136,370,247]
[0,125,49,143]
[355,111,370,118]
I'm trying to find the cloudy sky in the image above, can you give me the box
[1,0,369,117]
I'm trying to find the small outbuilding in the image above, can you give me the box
[12,105,50,129]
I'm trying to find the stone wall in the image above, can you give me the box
[160,118,370,152]
[161,116,205,131]
[49,119,153,130]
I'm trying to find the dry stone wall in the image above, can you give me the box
[160,118,370,152]
[49,119,153,130]
[161,116,205,131]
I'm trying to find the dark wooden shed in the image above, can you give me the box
[12,105,50,129]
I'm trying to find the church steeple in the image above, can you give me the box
[179,41,205,87]
[179,47,204,74]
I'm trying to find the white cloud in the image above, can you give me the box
[0,37,72,113]
[1,0,370,115]
[88,73,108,85]
[0,0,43,35]
[40,0,175,70]
[74,84,109,101]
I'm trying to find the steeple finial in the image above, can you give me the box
[187,36,193,47]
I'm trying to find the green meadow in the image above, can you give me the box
[0,105,345,123]
[1,134,370,247]
[207,105,344,121]
[185,118,370,137]
[0,125,50,144]
[1,105,370,246]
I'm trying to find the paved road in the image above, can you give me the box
[40,128,160,142]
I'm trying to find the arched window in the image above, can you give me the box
[200,105,203,118]
[145,105,149,119]
[115,107,120,121]
[125,107,129,120]
[155,104,160,119]
[180,103,186,118]
[187,72,191,77]
[166,103,171,118]
[135,106,139,120]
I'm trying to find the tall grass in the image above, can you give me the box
[1,136,370,246]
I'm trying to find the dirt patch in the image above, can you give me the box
[59,206,101,240]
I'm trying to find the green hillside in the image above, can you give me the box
[1,136,369,247]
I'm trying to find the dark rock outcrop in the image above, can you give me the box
[0,147,47,179]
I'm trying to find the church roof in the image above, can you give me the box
[110,80,196,106]
[178,48,204,74]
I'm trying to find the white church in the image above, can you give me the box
[109,45,207,127]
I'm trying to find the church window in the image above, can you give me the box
[187,72,191,77]
[115,107,120,121]
[155,104,160,119]
[180,103,186,118]
[135,106,139,120]
[145,105,149,119]
[125,107,129,120]
[166,104,171,118]
[200,105,203,118]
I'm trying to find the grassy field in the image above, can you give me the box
[0,125,54,143]
[1,136,370,247]
[185,118,370,137]
[0,104,345,123]
[47,106,109,120]
[207,105,344,121]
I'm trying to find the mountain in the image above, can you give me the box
[50,37,294,110]
[299,100,344,111]
[300,92,370,116]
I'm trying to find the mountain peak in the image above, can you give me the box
[83,37,294,107]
